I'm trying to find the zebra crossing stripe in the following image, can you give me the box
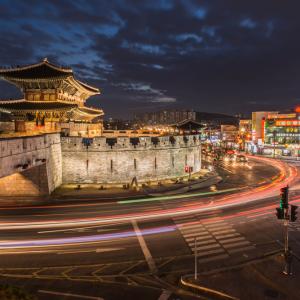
[178,223,204,230]
[210,229,235,235]
[180,228,209,235]
[214,233,240,239]
[190,243,221,251]
[198,253,229,264]
[192,248,225,256]
[185,235,212,242]
[185,235,211,242]
[187,239,216,247]
[206,225,233,231]
[204,222,228,228]
[223,241,251,249]
[227,245,255,254]
[219,237,245,244]
[183,231,210,237]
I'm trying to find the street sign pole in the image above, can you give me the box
[283,217,292,275]
[283,187,292,275]
[194,237,197,280]
[276,186,297,275]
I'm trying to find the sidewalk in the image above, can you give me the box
[0,170,221,206]
[182,253,300,300]
[53,170,220,199]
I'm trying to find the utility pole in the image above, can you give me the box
[275,186,298,275]
[194,237,198,280]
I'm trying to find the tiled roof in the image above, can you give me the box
[0,100,77,112]
[77,106,103,115]
[0,59,72,79]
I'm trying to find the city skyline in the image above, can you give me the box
[1,1,300,118]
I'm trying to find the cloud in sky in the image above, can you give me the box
[0,0,300,118]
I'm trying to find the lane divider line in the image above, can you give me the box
[132,220,157,274]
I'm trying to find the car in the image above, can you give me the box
[224,154,235,162]
[236,154,247,162]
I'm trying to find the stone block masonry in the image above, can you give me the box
[0,134,201,196]
[0,133,62,196]
[61,135,201,184]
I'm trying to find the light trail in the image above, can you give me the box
[0,157,297,253]
[0,157,296,231]
[0,226,175,249]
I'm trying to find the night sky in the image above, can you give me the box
[0,0,299,118]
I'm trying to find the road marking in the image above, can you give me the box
[180,228,208,234]
[187,239,216,247]
[191,243,220,251]
[158,289,172,300]
[198,253,229,264]
[186,234,212,241]
[202,219,227,225]
[178,223,204,230]
[204,222,228,228]
[227,245,255,254]
[193,248,224,256]
[210,229,235,235]
[223,241,251,249]
[219,237,245,244]
[38,290,104,299]
[132,220,157,273]
[57,248,123,255]
[214,233,240,239]
[186,235,212,242]
[184,231,209,238]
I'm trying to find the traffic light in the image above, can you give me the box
[290,205,298,222]
[280,187,289,209]
[276,207,284,219]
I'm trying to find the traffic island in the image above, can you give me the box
[181,253,300,300]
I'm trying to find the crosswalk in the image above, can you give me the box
[288,222,300,232]
[173,215,255,263]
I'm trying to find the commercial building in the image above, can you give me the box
[246,110,300,156]
[263,112,300,156]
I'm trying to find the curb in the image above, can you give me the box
[180,250,283,300]
[180,276,239,300]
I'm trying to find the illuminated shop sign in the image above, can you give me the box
[275,120,300,126]
[268,113,296,119]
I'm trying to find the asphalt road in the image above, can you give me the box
[0,156,299,300]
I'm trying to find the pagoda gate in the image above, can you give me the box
[0,58,104,136]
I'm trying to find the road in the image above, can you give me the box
[0,156,299,299]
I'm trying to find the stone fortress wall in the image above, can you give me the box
[61,135,201,184]
[0,133,201,196]
[0,133,62,196]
